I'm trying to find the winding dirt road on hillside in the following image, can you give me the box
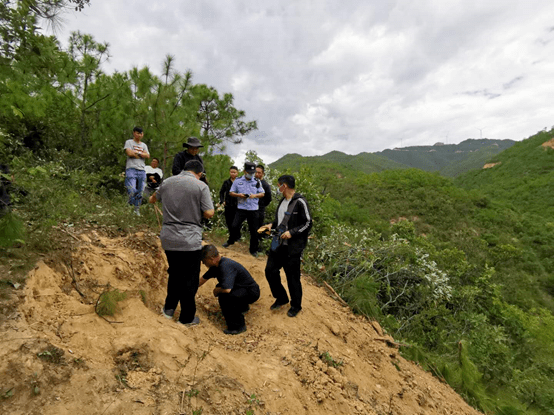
[0,230,481,415]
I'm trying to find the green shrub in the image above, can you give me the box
[96,289,127,316]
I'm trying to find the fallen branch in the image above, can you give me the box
[323,281,349,307]
[65,260,86,298]
[154,204,163,230]
[374,336,411,349]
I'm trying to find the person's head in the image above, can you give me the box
[151,158,160,169]
[277,175,295,194]
[183,137,203,155]
[201,244,220,267]
[229,166,239,180]
[184,160,204,179]
[255,164,265,180]
[132,126,144,141]
[244,162,256,180]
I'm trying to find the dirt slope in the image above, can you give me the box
[0,231,481,415]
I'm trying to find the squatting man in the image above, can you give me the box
[199,245,260,335]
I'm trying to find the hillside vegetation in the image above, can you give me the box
[270,139,515,178]
[2,3,554,415]
[267,129,554,415]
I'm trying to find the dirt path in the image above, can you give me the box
[0,231,481,415]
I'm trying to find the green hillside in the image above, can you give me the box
[377,139,515,174]
[266,130,554,414]
[270,139,515,178]
[455,130,554,218]
[269,150,407,175]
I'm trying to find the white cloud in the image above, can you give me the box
[53,0,554,164]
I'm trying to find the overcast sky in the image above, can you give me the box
[55,1,554,165]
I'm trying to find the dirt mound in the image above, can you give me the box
[0,231,481,415]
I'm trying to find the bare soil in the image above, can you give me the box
[0,230,482,415]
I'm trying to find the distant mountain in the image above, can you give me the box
[269,150,406,175]
[455,130,554,219]
[270,139,516,177]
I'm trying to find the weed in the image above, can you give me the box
[139,289,147,305]
[95,288,127,316]
[115,374,127,387]
[320,351,343,368]
[178,345,212,415]
[30,372,40,396]
[247,393,261,405]
[186,389,200,398]
[37,346,65,364]
[2,387,14,399]
[245,392,263,414]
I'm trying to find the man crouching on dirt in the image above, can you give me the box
[199,245,260,335]
[149,160,214,326]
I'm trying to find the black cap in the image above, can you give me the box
[244,162,256,173]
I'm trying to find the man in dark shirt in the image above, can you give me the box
[199,244,260,335]
[172,137,205,177]
[219,166,239,236]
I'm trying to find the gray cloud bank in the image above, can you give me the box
[57,1,554,164]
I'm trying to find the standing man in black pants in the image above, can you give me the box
[219,166,239,237]
[223,162,265,257]
[149,160,214,326]
[259,175,312,318]
[255,164,272,252]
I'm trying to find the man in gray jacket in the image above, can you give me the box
[150,160,214,325]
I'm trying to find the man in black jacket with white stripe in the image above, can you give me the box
[258,175,312,317]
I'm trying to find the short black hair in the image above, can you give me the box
[133,126,143,133]
[278,175,295,189]
[230,166,238,170]
[184,160,204,174]
[256,164,265,172]
[201,244,219,260]
[152,157,160,163]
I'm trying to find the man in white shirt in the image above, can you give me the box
[123,126,150,215]
[143,157,163,200]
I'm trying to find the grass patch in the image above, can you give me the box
[96,288,127,317]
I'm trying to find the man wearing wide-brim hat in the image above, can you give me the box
[172,136,205,177]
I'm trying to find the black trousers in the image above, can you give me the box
[164,250,201,324]
[229,209,259,254]
[224,205,237,234]
[265,246,303,309]
[218,287,260,330]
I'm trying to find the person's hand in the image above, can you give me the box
[258,224,271,234]
[281,231,292,239]
[213,287,220,297]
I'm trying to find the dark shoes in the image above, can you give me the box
[287,307,302,318]
[270,300,289,310]
[222,241,232,248]
[224,326,247,335]
[161,307,175,319]
[177,316,200,326]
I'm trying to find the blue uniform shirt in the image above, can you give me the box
[230,176,264,211]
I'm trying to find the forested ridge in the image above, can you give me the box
[2,2,554,414]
